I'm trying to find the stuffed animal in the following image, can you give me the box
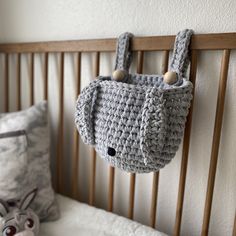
[0,189,40,236]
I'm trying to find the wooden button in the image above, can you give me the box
[112,69,126,81]
[163,71,178,85]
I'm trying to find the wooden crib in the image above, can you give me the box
[0,33,235,236]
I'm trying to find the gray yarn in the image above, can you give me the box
[170,29,193,79]
[75,29,194,173]
[114,32,133,72]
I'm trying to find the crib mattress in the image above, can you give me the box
[39,194,166,236]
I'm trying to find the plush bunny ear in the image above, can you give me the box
[75,80,100,145]
[20,188,37,210]
[0,199,9,217]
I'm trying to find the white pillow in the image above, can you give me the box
[0,101,59,221]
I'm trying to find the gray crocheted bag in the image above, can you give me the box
[75,29,193,173]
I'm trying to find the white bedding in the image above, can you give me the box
[39,194,167,236]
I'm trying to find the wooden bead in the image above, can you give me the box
[163,71,178,85]
[112,69,126,81]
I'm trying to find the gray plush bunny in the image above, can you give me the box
[0,189,40,236]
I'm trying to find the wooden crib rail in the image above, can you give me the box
[0,32,236,236]
[0,32,236,53]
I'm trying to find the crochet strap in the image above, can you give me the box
[114,32,133,71]
[170,29,193,78]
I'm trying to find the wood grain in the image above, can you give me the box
[89,52,100,205]
[201,49,231,236]
[1,33,236,53]
[29,53,34,105]
[128,173,136,219]
[72,52,81,199]
[57,52,65,194]
[108,166,115,212]
[233,212,236,236]
[232,214,236,236]
[150,172,160,228]
[16,53,21,110]
[161,50,169,73]
[4,54,9,112]
[44,53,48,100]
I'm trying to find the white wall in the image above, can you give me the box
[0,1,236,236]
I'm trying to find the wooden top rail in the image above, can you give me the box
[0,33,236,53]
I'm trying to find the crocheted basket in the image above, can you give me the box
[75,29,193,173]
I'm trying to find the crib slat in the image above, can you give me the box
[72,52,81,199]
[173,50,198,236]
[150,172,159,228]
[89,52,100,205]
[89,149,97,205]
[233,212,236,236]
[44,53,48,100]
[128,173,136,219]
[128,51,144,219]
[108,166,115,212]
[57,52,65,194]
[29,53,34,105]
[201,49,231,236]
[137,50,144,73]
[16,53,21,110]
[150,50,170,228]
[4,54,9,112]
[161,50,169,73]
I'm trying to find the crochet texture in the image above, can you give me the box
[75,29,193,173]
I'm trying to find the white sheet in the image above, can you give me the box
[39,194,167,236]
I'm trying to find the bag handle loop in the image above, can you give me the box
[114,32,133,77]
[113,30,193,83]
[169,29,193,79]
